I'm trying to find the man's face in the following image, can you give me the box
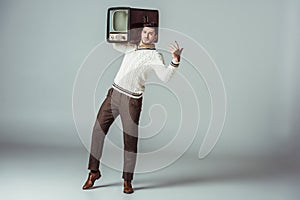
[141,27,157,45]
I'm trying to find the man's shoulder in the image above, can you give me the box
[152,51,165,64]
[155,51,164,58]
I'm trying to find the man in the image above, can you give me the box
[82,24,183,194]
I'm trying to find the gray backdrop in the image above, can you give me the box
[1,0,299,160]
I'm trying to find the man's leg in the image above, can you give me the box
[119,96,142,193]
[88,89,119,171]
[83,88,119,189]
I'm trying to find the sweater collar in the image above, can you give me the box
[137,42,156,50]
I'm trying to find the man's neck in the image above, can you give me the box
[137,41,156,50]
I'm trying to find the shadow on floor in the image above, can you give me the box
[134,157,298,191]
[87,182,122,190]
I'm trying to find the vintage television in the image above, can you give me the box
[106,7,159,43]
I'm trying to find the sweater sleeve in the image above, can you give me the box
[112,43,136,53]
[149,53,179,83]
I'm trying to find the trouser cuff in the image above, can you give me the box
[122,172,134,181]
[88,154,100,171]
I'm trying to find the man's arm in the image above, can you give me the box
[150,57,179,83]
[112,43,136,53]
[150,41,183,83]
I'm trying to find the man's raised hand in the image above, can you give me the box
[168,41,183,63]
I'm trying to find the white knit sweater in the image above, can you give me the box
[112,43,179,98]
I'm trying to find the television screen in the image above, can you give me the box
[112,10,128,32]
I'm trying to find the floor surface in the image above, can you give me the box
[1,145,299,200]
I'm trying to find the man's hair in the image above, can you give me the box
[143,22,158,34]
[129,22,159,44]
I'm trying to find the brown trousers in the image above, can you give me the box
[88,88,142,181]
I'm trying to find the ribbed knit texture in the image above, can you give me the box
[113,43,178,96]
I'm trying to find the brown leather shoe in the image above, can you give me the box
[82,171,101,190]
[123,181,134,194]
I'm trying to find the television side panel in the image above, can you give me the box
[129,8,159,43]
